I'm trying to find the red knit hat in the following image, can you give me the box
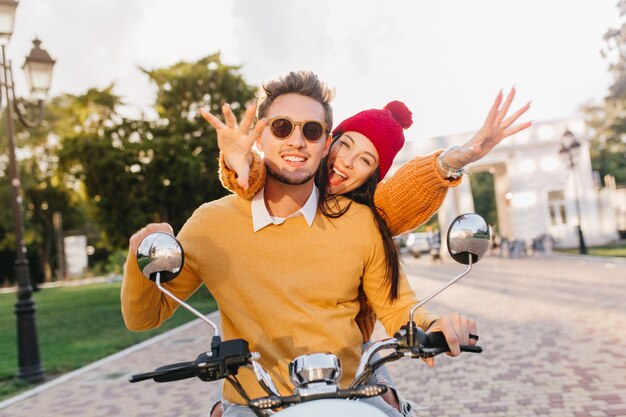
[332,101,412,181]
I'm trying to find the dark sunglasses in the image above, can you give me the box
[267,117,328,142]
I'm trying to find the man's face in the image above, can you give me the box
[256,93,331,186]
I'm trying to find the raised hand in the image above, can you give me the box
[200,103,267,189]
[442,87,532,170]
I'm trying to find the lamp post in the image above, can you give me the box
[1,0,56,383]
[558,130,588,255]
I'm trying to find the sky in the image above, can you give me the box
[7,0,622,143]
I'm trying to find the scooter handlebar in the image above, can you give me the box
[129,338,253,384]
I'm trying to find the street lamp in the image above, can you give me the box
[1,0,55,383]
[558,130,588,255]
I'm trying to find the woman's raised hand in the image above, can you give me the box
[444,87,532,170]
[200,103,267,189]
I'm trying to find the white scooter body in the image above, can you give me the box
[274,399,387,417]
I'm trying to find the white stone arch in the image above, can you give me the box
[389,117,619,251]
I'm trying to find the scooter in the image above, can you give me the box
[129,213,490,417]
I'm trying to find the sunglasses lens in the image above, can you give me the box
[302,122,324,141]
[270,118,293,139]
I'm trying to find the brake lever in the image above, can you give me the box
[129,361,197,383]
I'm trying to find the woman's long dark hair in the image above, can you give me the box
[317,134,401,302]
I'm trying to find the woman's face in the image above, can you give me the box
[327,131,379,195]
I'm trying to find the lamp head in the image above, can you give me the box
[0,0,18,43]
[22,38,56,99]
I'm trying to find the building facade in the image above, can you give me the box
[390,118,621,249]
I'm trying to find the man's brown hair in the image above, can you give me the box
[256,71,335,132]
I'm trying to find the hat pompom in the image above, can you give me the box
[384,101,413,129]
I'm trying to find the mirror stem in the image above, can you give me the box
[155,273,220,337]
[409,255,473,328]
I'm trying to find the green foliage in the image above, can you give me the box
[1,52,258,283]
[556,242,626,257]
[104,250,127,275]
[60,53,257,249]
[470,171,498,226]
[0,91,93,284]
[0,282,217,400]
[583,5,626,186]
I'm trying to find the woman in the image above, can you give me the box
[201,88,530,416]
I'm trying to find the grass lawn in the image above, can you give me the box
[0,281,216,401]
[556,242,626,258]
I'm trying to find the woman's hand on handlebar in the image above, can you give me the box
[422,312,477,367]
[129,222,174,253]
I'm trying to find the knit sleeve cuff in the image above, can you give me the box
[218,151,267,200]
[374,151,463,235]
[413,150,463,190]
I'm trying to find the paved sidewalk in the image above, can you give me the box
[397,255,626,417]
[1,255,625,417]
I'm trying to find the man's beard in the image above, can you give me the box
[266,163,317,186]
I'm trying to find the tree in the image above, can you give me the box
[60,53,257,249]
[584,0,626,185]
[470,171,498,226]
[2,53,258,284]
[0,91,98,284]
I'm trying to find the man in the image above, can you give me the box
[121,71,475,416]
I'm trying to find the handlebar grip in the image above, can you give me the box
[129,372,158,383]
[425,331,448,349]
[461,345,483,353]
[425,331,482,353]
[156,361,194,371]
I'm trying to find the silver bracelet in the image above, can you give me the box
[438,146,468,179]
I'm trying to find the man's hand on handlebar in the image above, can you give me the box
[422,312,477,367]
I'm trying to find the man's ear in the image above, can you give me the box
[255,135,264,152]
[321,134,332,157]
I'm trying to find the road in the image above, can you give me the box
[392,254,626,417]
[1,254,625,417]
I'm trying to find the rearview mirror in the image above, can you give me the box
[136,232,184,283]
[447,213,490,265]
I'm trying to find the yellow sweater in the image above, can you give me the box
[218,150,462,341]
[121,195,438,404]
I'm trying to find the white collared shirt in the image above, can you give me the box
[251,186,319,232]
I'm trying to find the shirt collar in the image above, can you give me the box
[251,186,319,232]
